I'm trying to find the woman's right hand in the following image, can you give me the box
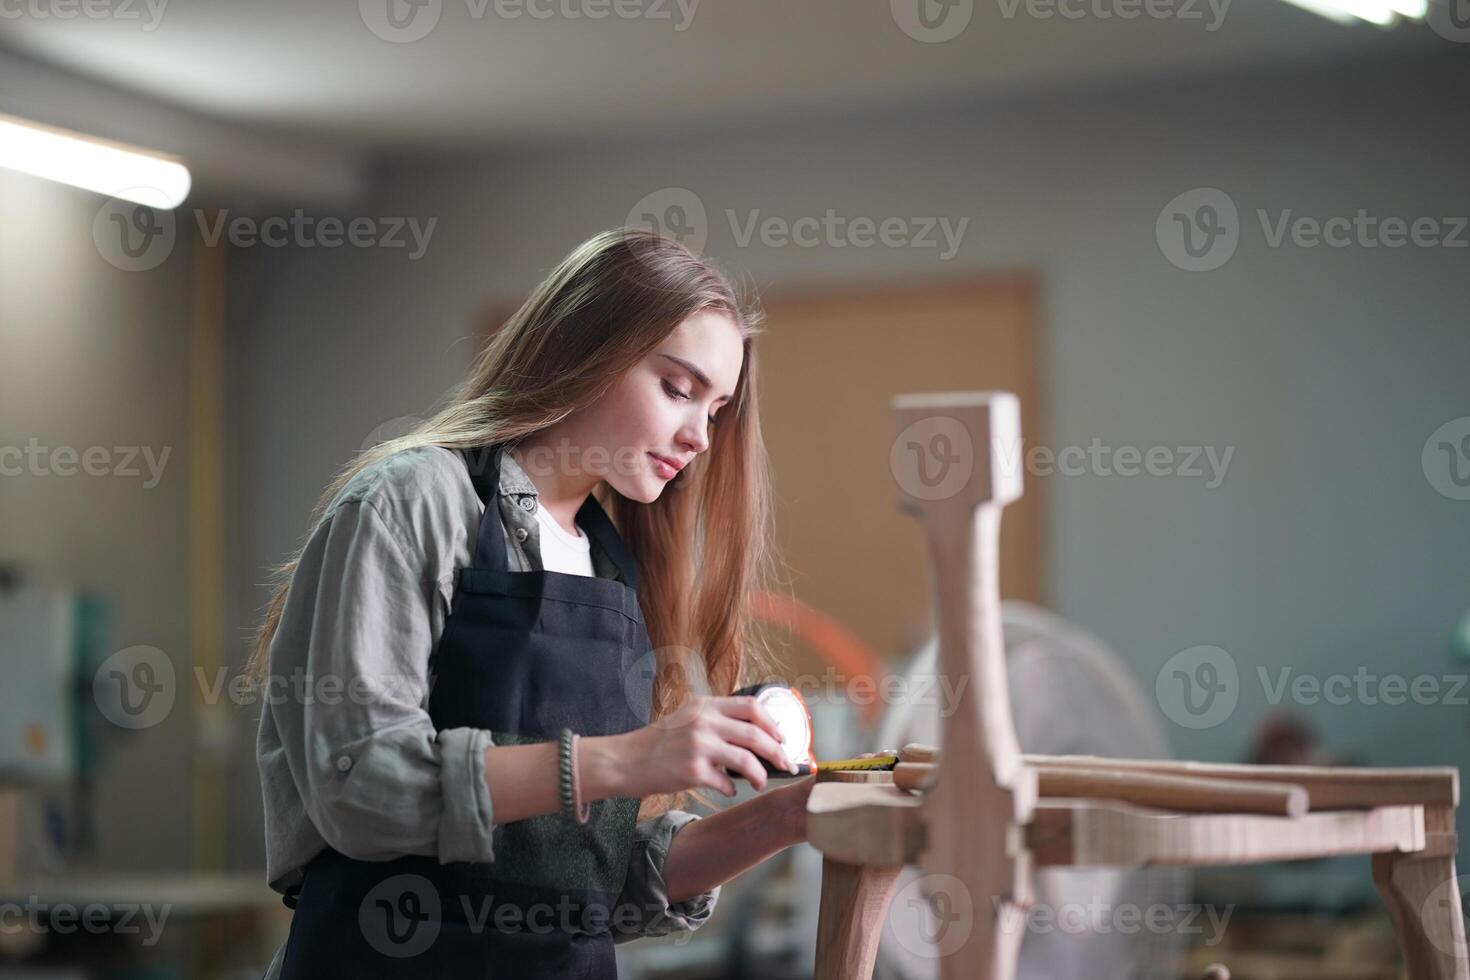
[616,695,798,797]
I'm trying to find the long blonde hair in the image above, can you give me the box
[246,227,783,818]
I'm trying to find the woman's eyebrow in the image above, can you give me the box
[658,352,732,403]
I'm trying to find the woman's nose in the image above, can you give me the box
[679,421,710,455]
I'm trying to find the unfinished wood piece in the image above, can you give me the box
[814,859,904,980]
[1372,805,1469,980]
[901,743,1458,812]
[892,392,1035,980]
[799,391,1467,980]
[807,780,926,867]
[895,761,1309,817]
[1026,799,1425,867]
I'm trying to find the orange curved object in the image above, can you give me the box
[752,590,889,730]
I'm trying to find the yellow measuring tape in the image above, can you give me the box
[814,753,899,772]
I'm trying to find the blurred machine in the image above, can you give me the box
[869,601,1191,980]
[0,564,113,876]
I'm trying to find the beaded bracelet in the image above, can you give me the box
[558,727,590,824]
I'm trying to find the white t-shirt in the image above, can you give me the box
[533,499,594,576]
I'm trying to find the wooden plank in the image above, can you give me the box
[895,761,1308,816]
[1027,800,1425,867]
[899,743,1457,810]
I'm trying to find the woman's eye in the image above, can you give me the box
[662,379,691,402]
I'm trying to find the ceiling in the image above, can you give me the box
[0,0,1450,152]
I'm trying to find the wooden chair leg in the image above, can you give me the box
[814,859,902,980]
[1373,807,1469,980]
[938,896,1026,980]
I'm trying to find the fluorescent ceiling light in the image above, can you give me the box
[1278,0,1427,24]
[0,113,191,209]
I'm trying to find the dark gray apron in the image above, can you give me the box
[277,443,653,978]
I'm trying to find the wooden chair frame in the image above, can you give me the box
[806,391,1466,980]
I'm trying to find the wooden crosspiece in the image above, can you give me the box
[805,391,1467,980]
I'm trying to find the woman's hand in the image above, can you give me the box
[612,695,799,798]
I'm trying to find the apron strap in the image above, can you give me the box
[462,444,511,574]
[574,492,641,593]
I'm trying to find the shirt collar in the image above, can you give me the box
[496,445,540,498]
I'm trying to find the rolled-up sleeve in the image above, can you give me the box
[269,496,498,865]
[611,811,720,944]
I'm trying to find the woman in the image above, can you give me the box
[248,228,815,978]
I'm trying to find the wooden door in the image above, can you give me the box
[754,274,1044,673]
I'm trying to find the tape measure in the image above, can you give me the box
[729,683,899,779]
[814,754,899,772]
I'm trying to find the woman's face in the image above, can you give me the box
[525,309,745,504]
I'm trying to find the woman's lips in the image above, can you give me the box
[649,453,679,479]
